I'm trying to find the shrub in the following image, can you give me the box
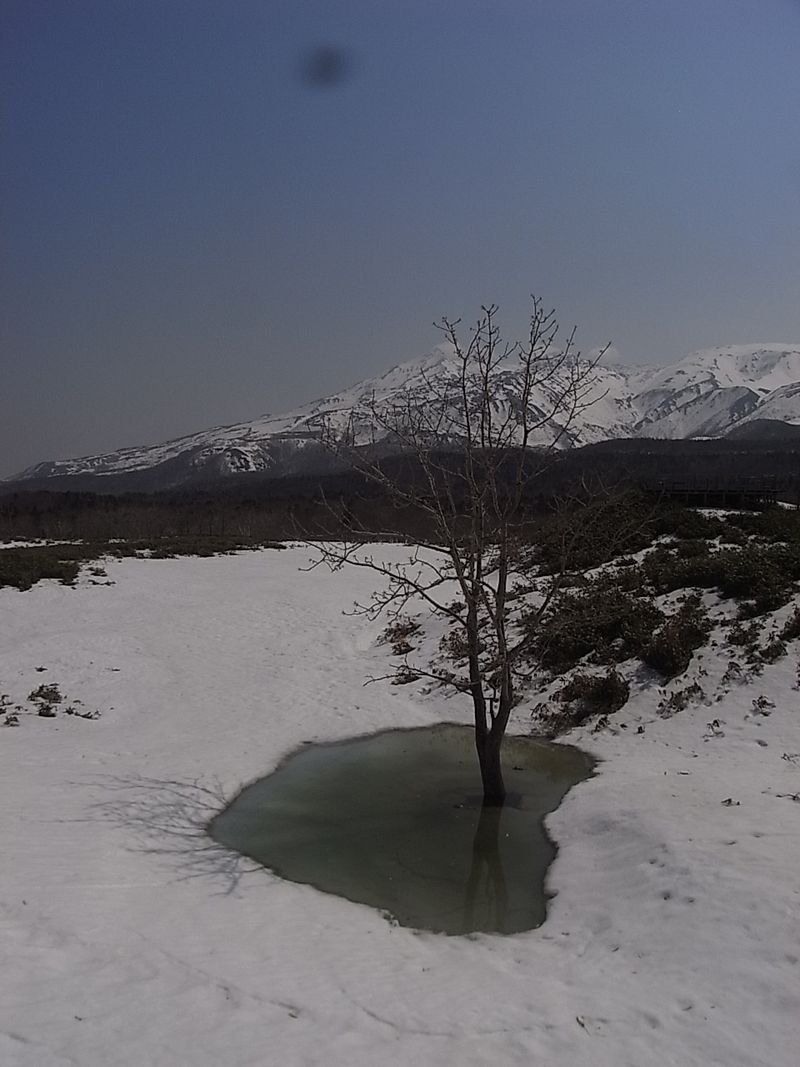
[532,492,667,575]
[727,619,761,648]
[564,669,630,712]
[718,525,748,546]
[0,551,79,591]
[0,538,286,592]
[642,595,711,678]
[602,563,649,593]
[28,683,63,705]
[642,542,800,614]
[28,682,63,717]
[532,669,631,737]
[717,546,800,613]
[726,507,800,545]
[641,545,702,592]
[780,606,800,642]
[558,669,630,721]
[526,585,664,673]
[652,506,724,541]
[759,638,788,664]
[675,538,711,559]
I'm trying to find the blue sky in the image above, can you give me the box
[2,0,800,474]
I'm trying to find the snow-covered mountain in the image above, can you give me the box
[10,343,800,489]
[629,345,800,439]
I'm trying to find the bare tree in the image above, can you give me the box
[313,298,608,806]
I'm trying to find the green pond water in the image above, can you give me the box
[209,723,594,935]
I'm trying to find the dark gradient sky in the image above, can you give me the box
[2,0,800,476]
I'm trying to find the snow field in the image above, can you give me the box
[1,545,799,1066]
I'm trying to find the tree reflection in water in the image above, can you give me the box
[464,805,509,933]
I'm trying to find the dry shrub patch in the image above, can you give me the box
[642,595,711,678]
[658,681,706,717]
[438,628,471,662]
[378,617,421,656]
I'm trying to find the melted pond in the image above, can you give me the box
[209,724,594,935]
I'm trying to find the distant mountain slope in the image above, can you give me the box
[725,418,800,441]
[631,345,800,439]
[8,343,800,491]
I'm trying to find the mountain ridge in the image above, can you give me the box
[9,342,800,491]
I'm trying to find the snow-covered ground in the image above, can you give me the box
[1,545,799,1067]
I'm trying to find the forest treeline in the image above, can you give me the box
[1,437,798,543]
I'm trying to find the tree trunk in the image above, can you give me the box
[476,730,506,807]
